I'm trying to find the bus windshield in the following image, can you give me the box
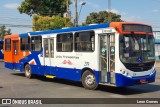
[119,34,155,63]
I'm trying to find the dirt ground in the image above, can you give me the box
[156,61,160,67]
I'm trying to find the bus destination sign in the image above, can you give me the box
[122,24,152,33]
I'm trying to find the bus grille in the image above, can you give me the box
[124,62,154,72]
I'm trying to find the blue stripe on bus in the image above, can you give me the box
[30,65,101,83]
[20,33,29,38]
[0,53,3,59]
[20,23,110,37]
[5,62,14,70]
[19,51,41,66]
[5,62,20,70]
[5,61,156,87]
[5,61,101,83]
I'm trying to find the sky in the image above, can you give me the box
[0,0,160,34]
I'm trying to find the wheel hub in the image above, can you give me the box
[85,75,95,85]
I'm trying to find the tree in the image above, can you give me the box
[0,26,12,39]
[83,11,123,25]
[32,15,73,31]
[18,0,71,16]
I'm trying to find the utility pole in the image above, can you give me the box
[108,0,111,22]
[74,0,78,27]
[66,0,69,13]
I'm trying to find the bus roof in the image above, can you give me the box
[20,22,110,37]
[4,34,19,39]
[20,22,152,37]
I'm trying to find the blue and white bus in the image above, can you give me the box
[4,22,156,89]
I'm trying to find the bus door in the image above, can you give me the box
[12,40,19,70]
[99,33,115,84]
[43,38,54,75]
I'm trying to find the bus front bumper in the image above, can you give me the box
[115,70,156,87]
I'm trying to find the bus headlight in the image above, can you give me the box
[150,69,155,75]
[122,70,125,74]
[125,72,129,76]
[120,69,131,77]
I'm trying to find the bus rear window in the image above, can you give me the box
[5,39,11,51]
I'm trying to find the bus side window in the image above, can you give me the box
[21,37,30,51]
[31,36,42,51]
[75,31,95,52]
[57,33,73,52]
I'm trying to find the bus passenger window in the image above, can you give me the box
[31,36,42,51]
[75,31,95,52]
[21,37,30,51]
[57,33,73,52]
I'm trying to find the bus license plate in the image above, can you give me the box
[140,79,147,83]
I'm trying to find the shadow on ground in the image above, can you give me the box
[97,83,160,95]
[11,72,160,95]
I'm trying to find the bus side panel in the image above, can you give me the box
[52,67,100,83]
[29,65,82,81]
[28,63,101,83]
[19,51,41,72]
[18,51,82,81]
[30,65,41,75]
[13,63,20,70]
[29,65,45,76]
[5,62,20,70]
[4,62,14,70]
[53,67,81,81]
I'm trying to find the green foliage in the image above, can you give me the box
[18,0,73,31]
[83,11,123,25]
[0,26,12,39]
[18,0,71,16]
[32,15,73,31]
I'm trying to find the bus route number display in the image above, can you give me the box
[122,24,152,33]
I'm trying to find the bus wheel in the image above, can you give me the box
[82,70,98,90]
[24,64,32,79]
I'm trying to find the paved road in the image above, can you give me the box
[0,61,160,107]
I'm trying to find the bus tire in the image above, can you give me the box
[82,70,98,90]
[24,64,32,79]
